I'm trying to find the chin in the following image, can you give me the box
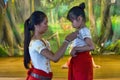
[40,31,45,34]
[73,27,77,29]
[43,30,47,33]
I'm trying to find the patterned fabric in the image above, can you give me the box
[35,42,46,53]
[73,27,91,47]
[27,66,52,80]
[29,40,51,73]
[68,27,93,80]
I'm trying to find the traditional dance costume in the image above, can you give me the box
[27,40,53,80]
[68,27,93,80]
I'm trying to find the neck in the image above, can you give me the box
[78,22,85,30]
[32,32,42,40]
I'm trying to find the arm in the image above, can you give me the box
[75,37,94,52]
[41,31,78,62]
[41,41,69,62]
[70,37,94,56]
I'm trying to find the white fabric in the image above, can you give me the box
[29,40,51,73]
[73,27,91,47]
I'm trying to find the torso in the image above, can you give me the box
[29,39,51,73]
[73,27,91,47]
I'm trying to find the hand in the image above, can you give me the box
[65,31,78,42]
[93,64,101,68]
[70,48,77,57]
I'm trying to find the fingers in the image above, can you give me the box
[70,52,77,57]
[70,49,77,57]
[65,30,78,44]
[71,54,77,57]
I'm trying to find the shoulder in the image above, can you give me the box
[29,40,45,47]
[29,40,47,53]
[79,27,91,39]
[80,27,90,32]
[79,27,90,34]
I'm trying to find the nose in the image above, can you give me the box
[45,25,48,29]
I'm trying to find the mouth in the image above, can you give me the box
[45,28,48,32]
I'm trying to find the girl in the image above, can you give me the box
[24,11,78,80]
[67,2,94,80]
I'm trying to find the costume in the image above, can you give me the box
[68,51,93,80]
[27,40,53,80]
[68,27,93,80]
[27,66,52,80]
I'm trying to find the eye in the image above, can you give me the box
[44,19,48,24]
[70,19,74,23]
[44,21,48,25]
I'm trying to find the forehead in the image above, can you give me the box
[42,17,48,22]
[69,16,77,22]
[68,13,77,22]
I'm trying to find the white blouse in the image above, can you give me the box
[29,40,51,73]
[73,27,92,47]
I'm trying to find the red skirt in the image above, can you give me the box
[26,66,53,80]
[68,51,93,80]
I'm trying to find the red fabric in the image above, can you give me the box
[27,75,39,80]
[68,51,93,80]
[26,66,53,80]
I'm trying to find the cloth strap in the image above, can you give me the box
[27,66,53,80]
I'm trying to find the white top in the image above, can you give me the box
[29,40,51,73]
[73,27,91,47]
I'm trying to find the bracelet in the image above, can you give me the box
[64,40,70,44]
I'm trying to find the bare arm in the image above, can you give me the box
[70,37,94,56]
[75,37,94,52]
[40,31,78,62]
[41,41,69,62]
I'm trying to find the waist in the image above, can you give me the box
[31,72,52,80]
[71,51,92,61]
[28,67,53,78]
[33,65,51,73]
[76,51,90,56]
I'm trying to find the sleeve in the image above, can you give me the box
[34,41,47,54]
[46,40,51,50]
[80,28,92,39]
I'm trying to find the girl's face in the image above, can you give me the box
[70,16,82,29]
[36,17,48,34]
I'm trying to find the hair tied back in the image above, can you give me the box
[25,18,30,27]
[26,18,34,31]
[78,2,85,10]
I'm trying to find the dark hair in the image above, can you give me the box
[24,11,47,69]
[67,2,86,21]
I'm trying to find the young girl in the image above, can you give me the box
[67,2,95,80]
[24,11,78,80]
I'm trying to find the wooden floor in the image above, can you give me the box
[0,78,120,80]
[0,55,120,80]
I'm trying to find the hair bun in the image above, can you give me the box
[78,2,85,10]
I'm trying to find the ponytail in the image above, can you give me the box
[24,18,31,69]
[23,11,47,69]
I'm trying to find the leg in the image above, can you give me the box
[62,57,71,69]
[92,57,101,68]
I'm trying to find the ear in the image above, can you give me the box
[34,24,38,29]
[77,16,82,22]
[34,25,37,28]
